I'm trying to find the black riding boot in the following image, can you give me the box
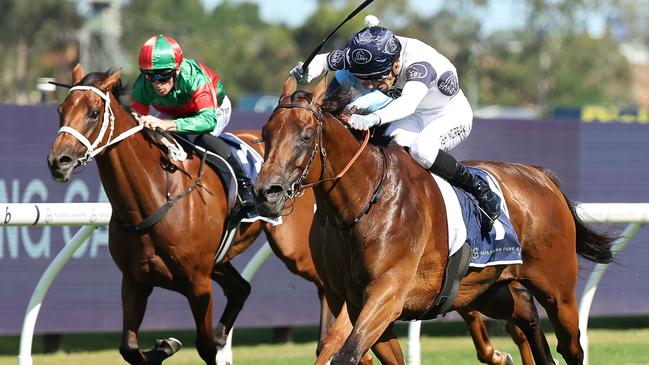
[194,135,256,211]
[429,150,501,234]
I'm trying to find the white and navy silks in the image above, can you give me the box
[306,36,473,169]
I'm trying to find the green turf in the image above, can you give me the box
[1,317,648,364]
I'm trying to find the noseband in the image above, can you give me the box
[58,85,143,166]
[272,100,384,228]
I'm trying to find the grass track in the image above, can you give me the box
[1,318,647,365]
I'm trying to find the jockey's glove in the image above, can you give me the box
[289,62,310,84]
[348,113,381,130]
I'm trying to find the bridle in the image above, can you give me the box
[57,85,144,166]
[272,101,371,199]
[272,100,385,228]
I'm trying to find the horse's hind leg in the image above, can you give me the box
[119,276,154,365]
[459,309,517,365]
[471,282,555,365]
[211,262,251,348]
[524,276,583,365]
[187,277,219,365]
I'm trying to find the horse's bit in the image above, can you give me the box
[58,85,144,166]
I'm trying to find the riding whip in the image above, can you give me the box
[301,0,375,71]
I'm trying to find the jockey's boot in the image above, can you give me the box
[194,134,256,213]
[428,150,501,234]
[224,154,257,212]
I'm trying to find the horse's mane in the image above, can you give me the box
[78,69,133,111]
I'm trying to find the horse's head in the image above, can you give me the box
[47,64,122,182]
[254,76,328,218]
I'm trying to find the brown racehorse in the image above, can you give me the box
[45,65,323,365]
[254,76,613,365]
[47,65,530,365]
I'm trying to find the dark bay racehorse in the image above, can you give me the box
[255,76,613,365]
[46,65,325,365]
[47,65,529,365]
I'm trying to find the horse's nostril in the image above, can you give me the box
[58,155,73,167]
[264,184,284,203]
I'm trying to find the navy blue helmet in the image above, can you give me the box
[346,26,401,79]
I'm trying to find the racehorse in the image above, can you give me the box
[46,65,530,365]
[254,76,614,365]
[46,65,323,365]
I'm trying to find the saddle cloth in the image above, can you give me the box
[434,167,522,267]
[220,133,282,225]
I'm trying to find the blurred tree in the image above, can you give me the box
[0,0,81,103]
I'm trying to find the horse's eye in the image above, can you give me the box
[301,127,315,141]
[88,109,100,120]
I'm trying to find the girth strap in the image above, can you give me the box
[420,242,472,319]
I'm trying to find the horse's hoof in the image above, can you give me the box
[155,337,183,356]
[493,351,514,365]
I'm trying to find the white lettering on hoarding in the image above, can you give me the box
[0,178,109,260]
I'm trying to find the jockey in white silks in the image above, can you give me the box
[290,15,501,233]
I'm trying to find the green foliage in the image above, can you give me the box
[0,0,641,110]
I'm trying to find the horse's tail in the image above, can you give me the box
[535,166,615,264]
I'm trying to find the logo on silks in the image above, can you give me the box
[385,38,399,54]
[406,63,429,80]
[437,70,459,97]
[327,49,346,70]
[351,49,372,65]
[384,88,402,99]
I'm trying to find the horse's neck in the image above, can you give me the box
[96,102,167,214]
[316,119,384,225]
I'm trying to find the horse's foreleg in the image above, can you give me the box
[119,276,153,365]
[187,277,219,365]
[211,262,251,348]
[460,309,515,365]
[331,275,405,365]
[370,324,405,365]
[314,299,373,365]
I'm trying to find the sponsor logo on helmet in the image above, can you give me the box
[385,38,399,55]
[406,63,428,80]
[437,71,459,97]
[351,49,372,65]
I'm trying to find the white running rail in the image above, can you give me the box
[1,202,272,365]
[4,203,648,365]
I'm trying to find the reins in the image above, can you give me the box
[273,102,370,196]
[273,100,385,228]
[60,84,206,233]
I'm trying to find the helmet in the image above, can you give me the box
[345,26,401,79]
[138,34,183,72]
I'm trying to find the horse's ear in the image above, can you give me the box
[72,64,84,85]
[98,69,122,91]
[312,75,328,103]
[280,76,297,102]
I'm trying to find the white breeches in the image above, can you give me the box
[384,94,473,169]
[211,95,232,137]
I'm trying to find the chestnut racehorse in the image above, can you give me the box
[47,66,530,365]
[254,77,613,365]
[46,65,325,365]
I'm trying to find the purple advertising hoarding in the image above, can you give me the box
[1,104,648,336]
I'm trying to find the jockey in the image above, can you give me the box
[131,34,255,211]
[290,16,500,233]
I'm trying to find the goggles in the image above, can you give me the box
[353,68,392,81]
[143,70,175,82]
